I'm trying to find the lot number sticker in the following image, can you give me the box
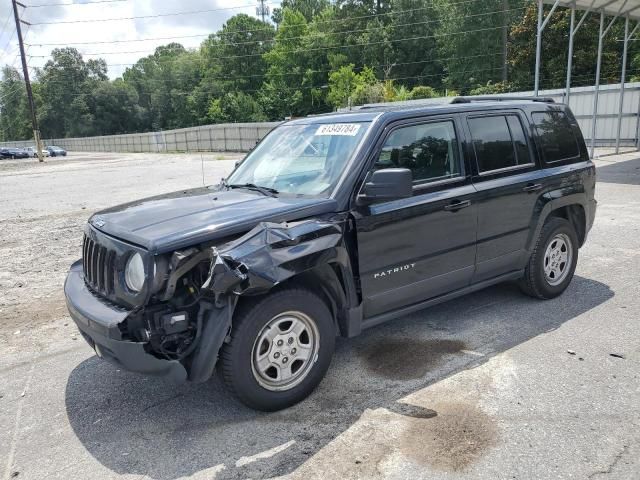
[315,124,361,136]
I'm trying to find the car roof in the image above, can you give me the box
[286,98,563,126]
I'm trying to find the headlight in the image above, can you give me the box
[125,253,146,292]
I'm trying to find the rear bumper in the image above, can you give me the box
[64,260,187,382]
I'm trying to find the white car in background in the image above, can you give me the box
[24,146,50,158]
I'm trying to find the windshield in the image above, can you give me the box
[226,122,371,196]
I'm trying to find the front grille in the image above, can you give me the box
[82,234,117,296]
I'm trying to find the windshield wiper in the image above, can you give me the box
[226,182,279,197]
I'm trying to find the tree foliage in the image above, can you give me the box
[1,1,634,141]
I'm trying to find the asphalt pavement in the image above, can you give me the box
[1,150,638,480]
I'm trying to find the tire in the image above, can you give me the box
[519,217,579,299]
[219,287,335,411]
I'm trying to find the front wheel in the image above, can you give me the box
[519,217,579,299]
[219,287,335,411]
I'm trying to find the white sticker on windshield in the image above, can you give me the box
[315,124,361,136]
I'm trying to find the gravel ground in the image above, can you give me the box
[0,150,639,480]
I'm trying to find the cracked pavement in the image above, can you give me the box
[1,150,639,479]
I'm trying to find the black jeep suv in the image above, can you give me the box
[65,97,596,411]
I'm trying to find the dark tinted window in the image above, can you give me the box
[507,115,531,165]
[376,121,461,183]
[469,116,516,172]
[532,111,580,162]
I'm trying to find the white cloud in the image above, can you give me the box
[0,0,270,79]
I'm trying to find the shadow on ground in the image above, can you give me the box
[65,276,613,479]
[597,157,640,185]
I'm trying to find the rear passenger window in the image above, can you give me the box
[375,120,461,184]
[468,115,532,173]
[532,111,580,162]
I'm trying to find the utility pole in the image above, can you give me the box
[11,0,43,162]
[256,0,269,23]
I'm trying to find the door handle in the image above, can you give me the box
[444,200,471,212]
[523,183,543,193]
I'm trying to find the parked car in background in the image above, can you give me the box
[0,147,30,159]
[24,146,50,158]
[47,146,67,157]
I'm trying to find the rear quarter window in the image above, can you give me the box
[532,111,580,163]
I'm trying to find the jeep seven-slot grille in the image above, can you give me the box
[82,235,116,296]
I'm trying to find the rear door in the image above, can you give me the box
[464,110,546,282]
[354,115,478,318]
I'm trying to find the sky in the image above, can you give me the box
[0,0,277,79]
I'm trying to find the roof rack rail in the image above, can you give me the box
[450,96,555,104]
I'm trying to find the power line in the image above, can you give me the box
[0,28,17,60]
[26,0,127,7]
[25,0,495,31]
[26,25,512,61]
[26,51,508,84]
[26,33,211,47]
[0,83,25,101]
[13,65,517,99]
[25,5,526,51]
[0,10,14,39]
[29,2,278,25]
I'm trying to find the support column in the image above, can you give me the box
[591,11,606,159]
[616,17,630,154]
[566,4,576,104]
[534,0,544,95]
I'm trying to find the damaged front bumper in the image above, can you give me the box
[64,260,187,382]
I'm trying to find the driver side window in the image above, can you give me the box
[375,120,461,185]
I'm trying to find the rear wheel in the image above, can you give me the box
[519,217,579,299]
[219,287,335,411]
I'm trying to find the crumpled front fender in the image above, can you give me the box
[202,218,348,297]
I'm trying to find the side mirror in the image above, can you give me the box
[358,168,413,205]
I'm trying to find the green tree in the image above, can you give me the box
[408,85,439,100]
[261,8,315,118]
[434,0,527,93]
[0,67,30,141]
[207,92,267,123]
[327,64,377,108]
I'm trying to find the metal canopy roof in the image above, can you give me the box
[545,0,640,22]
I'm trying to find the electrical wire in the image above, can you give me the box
[0,10,14,40]
[24,5,526,50]
[25,51,508,84]
[25,0,504,31]
[26,0,127,7]
[26,25,513,62]
[11,65,514,99]
[29,1,278,25]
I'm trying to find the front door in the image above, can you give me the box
[354,117,478,318]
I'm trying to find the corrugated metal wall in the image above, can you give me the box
[350,82,640,148]
[2,82,639,152]
[498,83,640,147]
[0,122,281,152]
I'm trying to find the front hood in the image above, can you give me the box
[89,187,338,253]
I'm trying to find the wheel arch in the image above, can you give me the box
[528,193,589,253]
[234,262,357,338]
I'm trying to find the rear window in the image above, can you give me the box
[468,114,532,173]
[532,111,580,163]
